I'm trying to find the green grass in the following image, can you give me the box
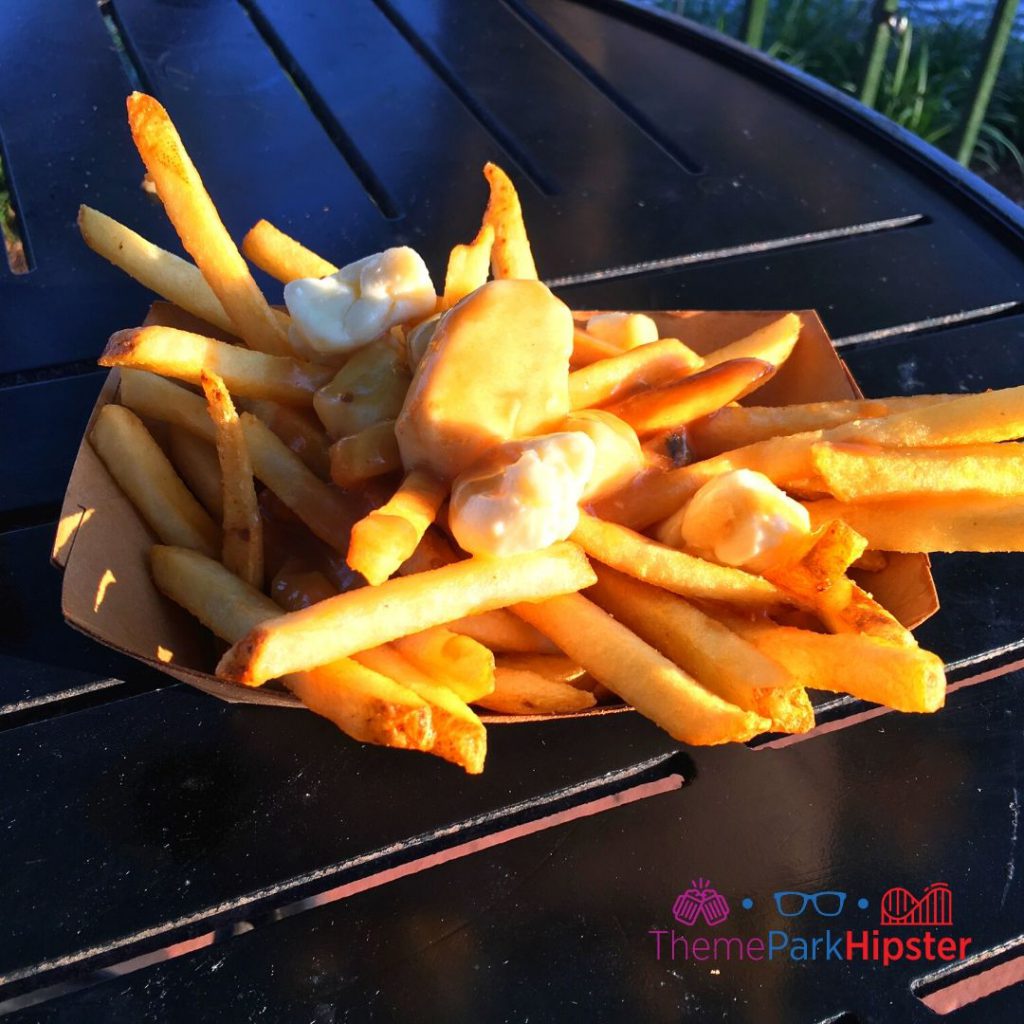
[651,0,1024,192]
[0,153,28,273]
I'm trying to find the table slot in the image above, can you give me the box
[0,687,680,990]
[0,373,105,526]
[556,225,1024,342]
[7,674,1015,1022]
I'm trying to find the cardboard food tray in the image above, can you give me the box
[52,308,939,723]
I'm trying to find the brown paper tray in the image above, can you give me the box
[52,308,939,722]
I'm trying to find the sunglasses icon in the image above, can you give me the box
[773,891,847,917]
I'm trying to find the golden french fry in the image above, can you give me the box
[355,646,486,773]
[348,470,447,585]
[287,660,435,751]
[568,338,704,410]
[92,405,219,557]
[167,426,223,520]
[573,512,787,608]
[240,413,362,554]
[79,205,234,336]
[120,369,215,440]
[243,399,331,480]
[126,93,290,355]
[687,394,952,458]
[588,565,812,734]
[605,358,776,436]
[270,560,339,611]
[594,432,818,530]
[571,326,625,368]
[804,495,1024,552]
[729,620,945,713]
[151,543,280,638]
[701,313,801,370]
[483,162,537,280]
[513,594,770,744]
[100,325,333,406]
[392,627,495,703]
[241,219,337,283]
[442,222,494,310]
[444,611,557,654]
[475,668,596,715]
[833,384,1024,447]
[217,542,596,685]
[200,371,263,588]
[314,336,411,440]
[494,654,585,684]
[763,522,911,646]
[812,442,1024,502]
[329,420,402,488]
[150,545,435,748]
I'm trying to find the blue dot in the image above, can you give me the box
[741,897,754,909]
[857,897,869,910]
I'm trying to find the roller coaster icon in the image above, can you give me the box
[880,882,952,927]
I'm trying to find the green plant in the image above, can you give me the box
[646,0,1024,190]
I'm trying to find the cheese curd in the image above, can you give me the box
[586,312,659,350]
[450,433,596,557]
[562,410,644,499]
[284,247,436,357]
[680,469,810,573]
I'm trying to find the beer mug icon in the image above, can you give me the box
[673,878,731,926]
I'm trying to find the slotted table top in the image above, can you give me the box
[0,2,1022,1021]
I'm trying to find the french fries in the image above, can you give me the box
[476,668,596,715]
[347,470,447,585]
[763,521,912,647]
[241,219,338,283]
[393,627,495,703]
[76,92,997,770]
[573,512,787,608]
[726,620,946,714]
[832,384,1024,447]
[483,162,537,280]
[605,357,776,436]
[805,495,1024,552]
[240,412,363,554]
[167,427,223,520]
[442,222,494,310]
[217,542,596,685]
[570,326,624,367]
[201,371,263,588]
[442,611,556,654]
[514,594,770,744]
[242,399,331,480]
[688,394,952,457]
[701,313,801,369]
[150,546,436,751]
[588,566,812,734]
[79,205,235,336]
[354,646,487,773]
[568,338,704,410]
[811,442,1024,501]
[126,93,290,356]
[329,420,402,488]
[92,405,220,557]
[101,325,333,406]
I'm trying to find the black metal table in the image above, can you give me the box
[1,2,1022,1021]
